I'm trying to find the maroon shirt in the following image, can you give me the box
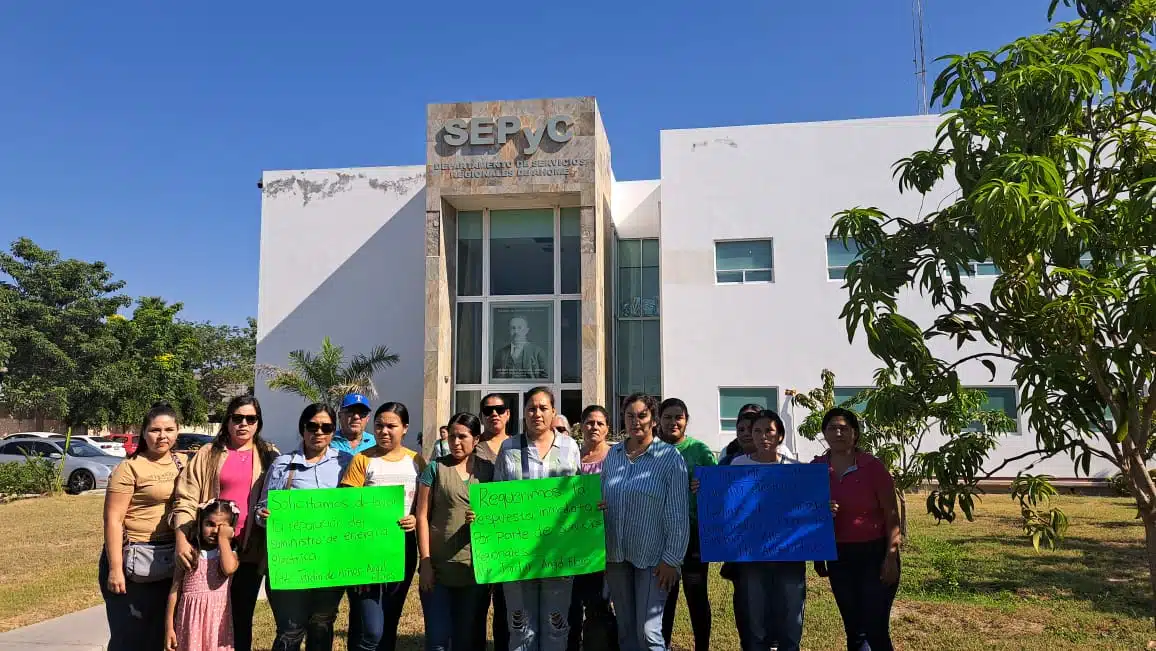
[813,451,894,543]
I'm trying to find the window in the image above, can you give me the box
[832,386,870,413]
[826,238,860,280]
[489,208,554,295]
[1079,252,1093,269]
[965,387,1019,433]
[618,239,660,317]
[973,260,1001,277]
[614,238,661,416]
[715,240,773,284]
[719,387,779,432]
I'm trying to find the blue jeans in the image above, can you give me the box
[350,532,417,651]
[504,577,574,651]
[98,547,172,651]
[737,562,806,651]
[604,562,668,651]
[827,539,899,651]
[420,583,486,651]
[266,581,344,651]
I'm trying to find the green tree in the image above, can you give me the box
[831,0,1156,616]
[258,337,399,412]
[794,369,1016,538]
[0,238,129,427]
[188,317,256,417]
[98,297,207,428]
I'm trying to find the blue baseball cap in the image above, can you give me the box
[341,394,371,410]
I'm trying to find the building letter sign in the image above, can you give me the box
[442,115,574,155]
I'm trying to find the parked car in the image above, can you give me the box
[0,437,122,494]
[1,431,59,439]
[49,434,126,457]
[107,432,138,455]
[175,433,214,452]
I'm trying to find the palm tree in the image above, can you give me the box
[257,337,399,412]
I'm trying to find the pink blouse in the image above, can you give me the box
[219,449,256,540]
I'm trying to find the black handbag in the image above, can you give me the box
[581,603,620,651]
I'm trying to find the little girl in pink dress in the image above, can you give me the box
[166,499,240,651]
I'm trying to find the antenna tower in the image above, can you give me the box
[912,0,929,114]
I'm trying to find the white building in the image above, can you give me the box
[256,96,1114,480]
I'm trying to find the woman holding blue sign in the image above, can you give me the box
[493,386,582,651]
[601,393,689,651]
[340,402,424,651]
[813,408,901,651]
[415,412,495,651]
[255,403,350,651]
[731,409,805,651]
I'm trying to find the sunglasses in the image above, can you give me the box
[229,414,259,425]
[344,409,370,419]
[304,422,336,434]
[481,405,508,416]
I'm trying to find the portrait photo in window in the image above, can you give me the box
[489,303,554,383]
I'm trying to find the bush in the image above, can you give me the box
[0,458,58,496]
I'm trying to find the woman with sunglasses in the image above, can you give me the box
[255,403,353,651]
[172,395,279,651]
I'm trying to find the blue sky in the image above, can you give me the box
[0,1,1069,326]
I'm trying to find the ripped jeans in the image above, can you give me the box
[99,547,172,651]
[503,576,574,651]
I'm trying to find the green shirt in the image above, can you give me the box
[674,436,717,522]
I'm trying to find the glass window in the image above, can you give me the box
[715,240,774,284]
[561,300,581,384]
[974,260,1001,277]
[489,302,554,383]
[966,387,1019,433]
[561,390,582,435]
[560,208,581,295]
[457,211,483,296]
[455,303,482,384]
[719,387,778,432]
[826,238,860,280]
[616,320,661,397]
[1079,252,1093,269]
[490,209,554,295]
[454,390,481,415]
[832,386,870,412]
[617,239,660,317]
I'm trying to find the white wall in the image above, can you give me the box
[256,166,428,453]
[658,116,1115,478]
[612,180,661,239]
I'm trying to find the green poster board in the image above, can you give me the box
[266,486,405,589]
[469,474,605,583]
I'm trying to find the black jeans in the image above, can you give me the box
[477,583,509,650]
[827,539,899,651]
[566,570,611,651]
[420,582,489,651]
[267,580,345,651]
[662,528,711,650]
[99,547,172,651]
[232,560,264,651]
[349,532,418,651]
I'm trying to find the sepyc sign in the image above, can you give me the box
[442,115,574,155]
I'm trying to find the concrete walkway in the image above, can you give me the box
[0,606,107,651]
[0,586,267,651]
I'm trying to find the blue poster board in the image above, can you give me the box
[695,464,837,562]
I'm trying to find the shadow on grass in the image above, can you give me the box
[912,534,1150,619]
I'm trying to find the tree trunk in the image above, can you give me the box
[1140,507,1156,629]
[1122,444,1156,627]
[898,490,909,540]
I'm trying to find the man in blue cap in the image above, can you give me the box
[331,393,376,455]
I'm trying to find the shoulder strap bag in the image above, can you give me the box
[123,453,184,583]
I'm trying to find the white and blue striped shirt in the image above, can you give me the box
[602,438,689,569]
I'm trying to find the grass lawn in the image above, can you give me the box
[2,492,1153,649]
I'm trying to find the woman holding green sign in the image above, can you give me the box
[255,403,351,651]
[415,411,495,651]
[601,393,689,651]
[340,401,424,651]
[493,386,582,651]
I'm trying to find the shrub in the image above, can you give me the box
[0,457,58,496]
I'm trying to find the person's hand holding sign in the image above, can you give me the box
[654,562,679,591]
[829,501,839,517]
[690,478,700,494]
[398,515,416,532]
[465,509,476,523]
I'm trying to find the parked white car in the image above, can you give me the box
[0,437,122,494]
[50,434,126,457]
[1,431,59,439]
